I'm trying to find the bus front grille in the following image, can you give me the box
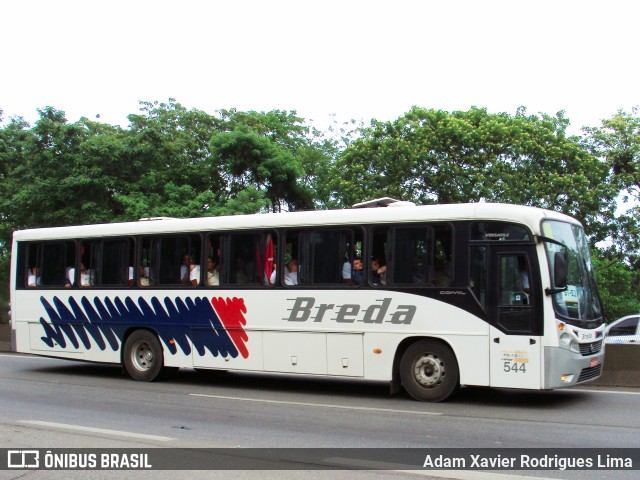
[579,340,602,356]
[577,364,602,383]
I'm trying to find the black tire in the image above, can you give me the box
[123,330,164,382]
[400,339,459,402]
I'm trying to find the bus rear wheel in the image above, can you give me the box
[123,330,164,382]
[400,340,459,402]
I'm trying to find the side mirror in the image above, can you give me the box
[546,251,568,295]
[554,251,568,289]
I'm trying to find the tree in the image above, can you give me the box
[210,110,319,212]
[593,252,640,321]
[0,114,32,280]
[335,107,616,234]
[1,107,121,228]
[585,108,640,269]
[118,99,226,219]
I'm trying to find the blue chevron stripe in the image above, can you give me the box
[38,295,247,359]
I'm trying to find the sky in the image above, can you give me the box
[1,0,638,134]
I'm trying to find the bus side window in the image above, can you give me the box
[229,234,258,285]
[227,232,275,286]
[393,227,429,284]
[499,255,531,305]
[95,238,133,287]
[151,235,201,286]
[284,228,363,287]
[294,228,361,286]
[27,241,76,287]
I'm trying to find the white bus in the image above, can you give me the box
[9,200,606,402]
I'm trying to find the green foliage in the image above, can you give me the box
[335,107,615,230]
[215,187,270,216]
[593,252,640,322]
[210,126,311,212]
[120,99,226,219]
[210,109,321,212]
[585,108,640,269]
[0,108,121,237]
[0,254,8,283]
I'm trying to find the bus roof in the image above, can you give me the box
[12,203,580,241]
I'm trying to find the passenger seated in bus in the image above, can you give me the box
[180,254,191,285]
[269,265,277,285]
[65,266,75,287]
[139,265,151,287]
[206,256,219,286]
[79,263,93,287]
[65,263,92,287]
[502,258,530,305]
[27,266,41,287]
[284,258,299,285]
[350,258,364,285]
[342,257,352,283]
[518,257,531,294]
[188,257,200,286]
[370,258,387,286]
[516,258,531,304]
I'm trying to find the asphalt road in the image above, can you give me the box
[0,353,638,480]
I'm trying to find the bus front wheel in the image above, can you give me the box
[400,340,459,402]
[123,330,164,382]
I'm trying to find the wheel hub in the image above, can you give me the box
[133,342,153,371]
[413,354,444,387]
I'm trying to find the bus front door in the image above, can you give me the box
[488,247,542,389]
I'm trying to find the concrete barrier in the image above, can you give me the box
[589,344,640,388]
[0,323,10,353]
[0,325,637,387]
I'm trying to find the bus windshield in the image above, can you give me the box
[542,220,603,328]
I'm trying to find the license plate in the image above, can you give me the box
[590,358,599,368]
